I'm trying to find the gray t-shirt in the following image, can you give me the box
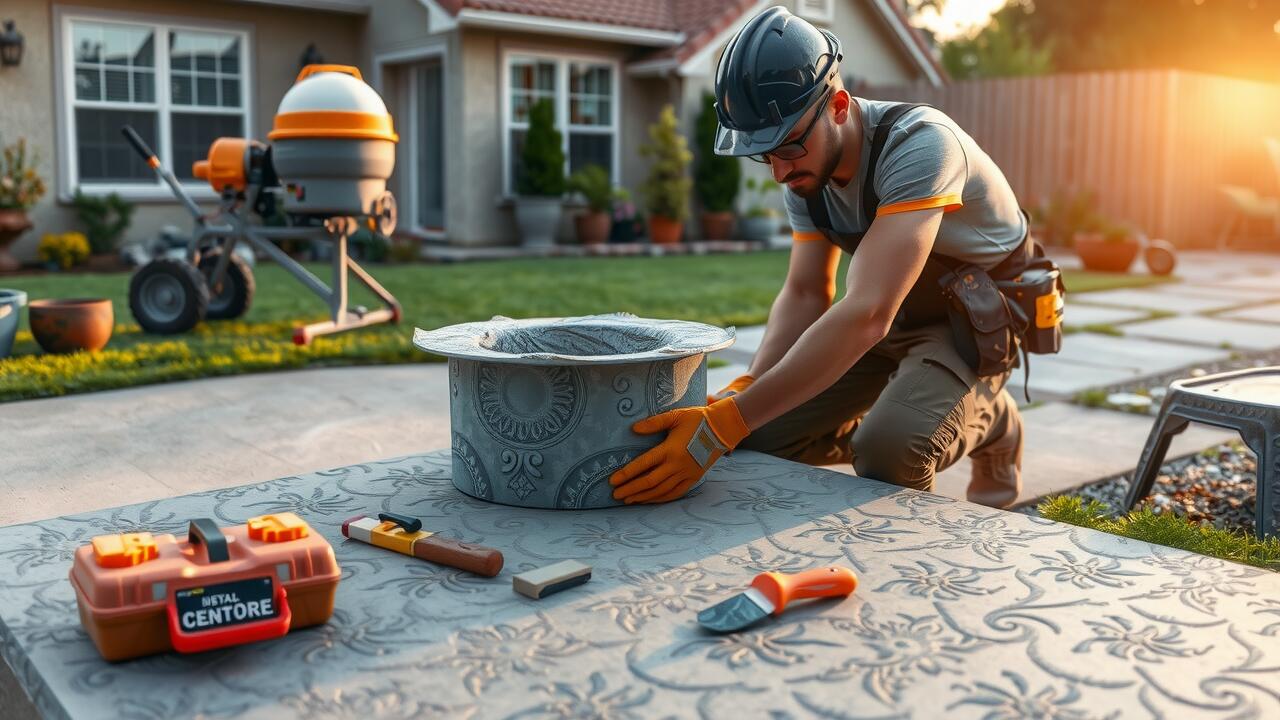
[784,98,1025,270]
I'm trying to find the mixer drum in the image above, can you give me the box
[267,65,398,217]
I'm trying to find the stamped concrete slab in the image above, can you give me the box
[1062,304,1150,327]
[1121,315,1280,350]
[1074,288,1243,314]
[931,401,1236,506]
[1219,303,1280,324]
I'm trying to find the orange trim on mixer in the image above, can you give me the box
[195,138,249,192]
[268,111,398,142]
[295,64,363,83]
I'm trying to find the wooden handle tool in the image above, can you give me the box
[342,513,504,577]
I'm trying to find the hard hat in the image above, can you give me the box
[713,6,842,157]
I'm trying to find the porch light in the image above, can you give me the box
[0,20,22,67]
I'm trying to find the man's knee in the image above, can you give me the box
[850,403,963,491]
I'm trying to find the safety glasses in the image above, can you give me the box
[747,87,833,165]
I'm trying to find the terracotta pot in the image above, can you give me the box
[648,215,683,244]
[28,298,114,354]
[0,209,32,274]
[1073,232,1140,273]
[574,210,611,245]
[700,211,735,241]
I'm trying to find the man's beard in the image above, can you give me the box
[782,142,841,199]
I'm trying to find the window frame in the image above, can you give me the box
[500,47,621,197]
[55,8,254,202]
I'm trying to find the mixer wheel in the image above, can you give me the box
[198,249,255,320]
[129,258,208,334]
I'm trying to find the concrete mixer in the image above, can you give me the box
[123,64,402,344]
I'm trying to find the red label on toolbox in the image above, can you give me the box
[167,576,292,653]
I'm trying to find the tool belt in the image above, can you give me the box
[804,102,1064,397]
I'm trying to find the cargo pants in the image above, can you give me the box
[737,322,1018,493]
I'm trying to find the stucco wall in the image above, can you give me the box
[455,28,671,246]
[0,0,364,264]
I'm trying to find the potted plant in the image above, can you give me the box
[37,232,90,271]
[740,177,780,242]
[640,105,692,244]
[608,188,639,244]
[0,288,25,359]
[1044,188,1101,248]
[72,190,135,270]
[514,98,566,246]
[0,138,47,273]
[694,92,741,240]
[567,164,612,245]
[1076,220,1141,273]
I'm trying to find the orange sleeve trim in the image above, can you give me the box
[875,194,963,217]
[792,230,825,243]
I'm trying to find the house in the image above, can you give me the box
[0,0,943,261]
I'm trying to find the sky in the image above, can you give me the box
[909,0,1009,41]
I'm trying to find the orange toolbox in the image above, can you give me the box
[68,513,340,661]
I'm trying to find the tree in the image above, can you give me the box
[517,98,566,197]
[939,5,1052,80]
[640,105,693,221]
[926,0,1280,84]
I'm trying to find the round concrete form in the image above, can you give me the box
[413,313,736,509]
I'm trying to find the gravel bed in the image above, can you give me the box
[1021,442,1258,535]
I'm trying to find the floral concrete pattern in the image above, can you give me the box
[1,449,1279,719]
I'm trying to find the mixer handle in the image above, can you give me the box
[121,125,158,166]
[295,64,363,83]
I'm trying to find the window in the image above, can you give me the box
[504,53,618,195]
[62,14,250,196]
[797,0,834,24]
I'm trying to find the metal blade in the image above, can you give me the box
[697,587,775,633]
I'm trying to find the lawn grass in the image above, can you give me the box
[0,253,1173,402]
[1038,495,1280,571]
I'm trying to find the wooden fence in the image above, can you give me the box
[863,70,1280,248]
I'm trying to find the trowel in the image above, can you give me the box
[697,567,858,633]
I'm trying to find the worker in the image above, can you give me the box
[611,6,1058,509]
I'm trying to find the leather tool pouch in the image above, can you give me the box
[939,265,1026,378]
[996,266,1064,355]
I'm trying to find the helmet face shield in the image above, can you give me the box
[713,105,803,156]
[712,17,844,158]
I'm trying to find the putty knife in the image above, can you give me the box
[697,567,858,633]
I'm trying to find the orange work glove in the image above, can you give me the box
[610,397,750,504]
[707,373,755,404]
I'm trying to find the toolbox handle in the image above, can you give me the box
[188,518,231,563]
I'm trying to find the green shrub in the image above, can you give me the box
[516,98,566,197]
[72,191,135,254]
[640,105,692,221]
[1038,495,1280,571]
[567,164,612,212]
[694,92,740,213]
